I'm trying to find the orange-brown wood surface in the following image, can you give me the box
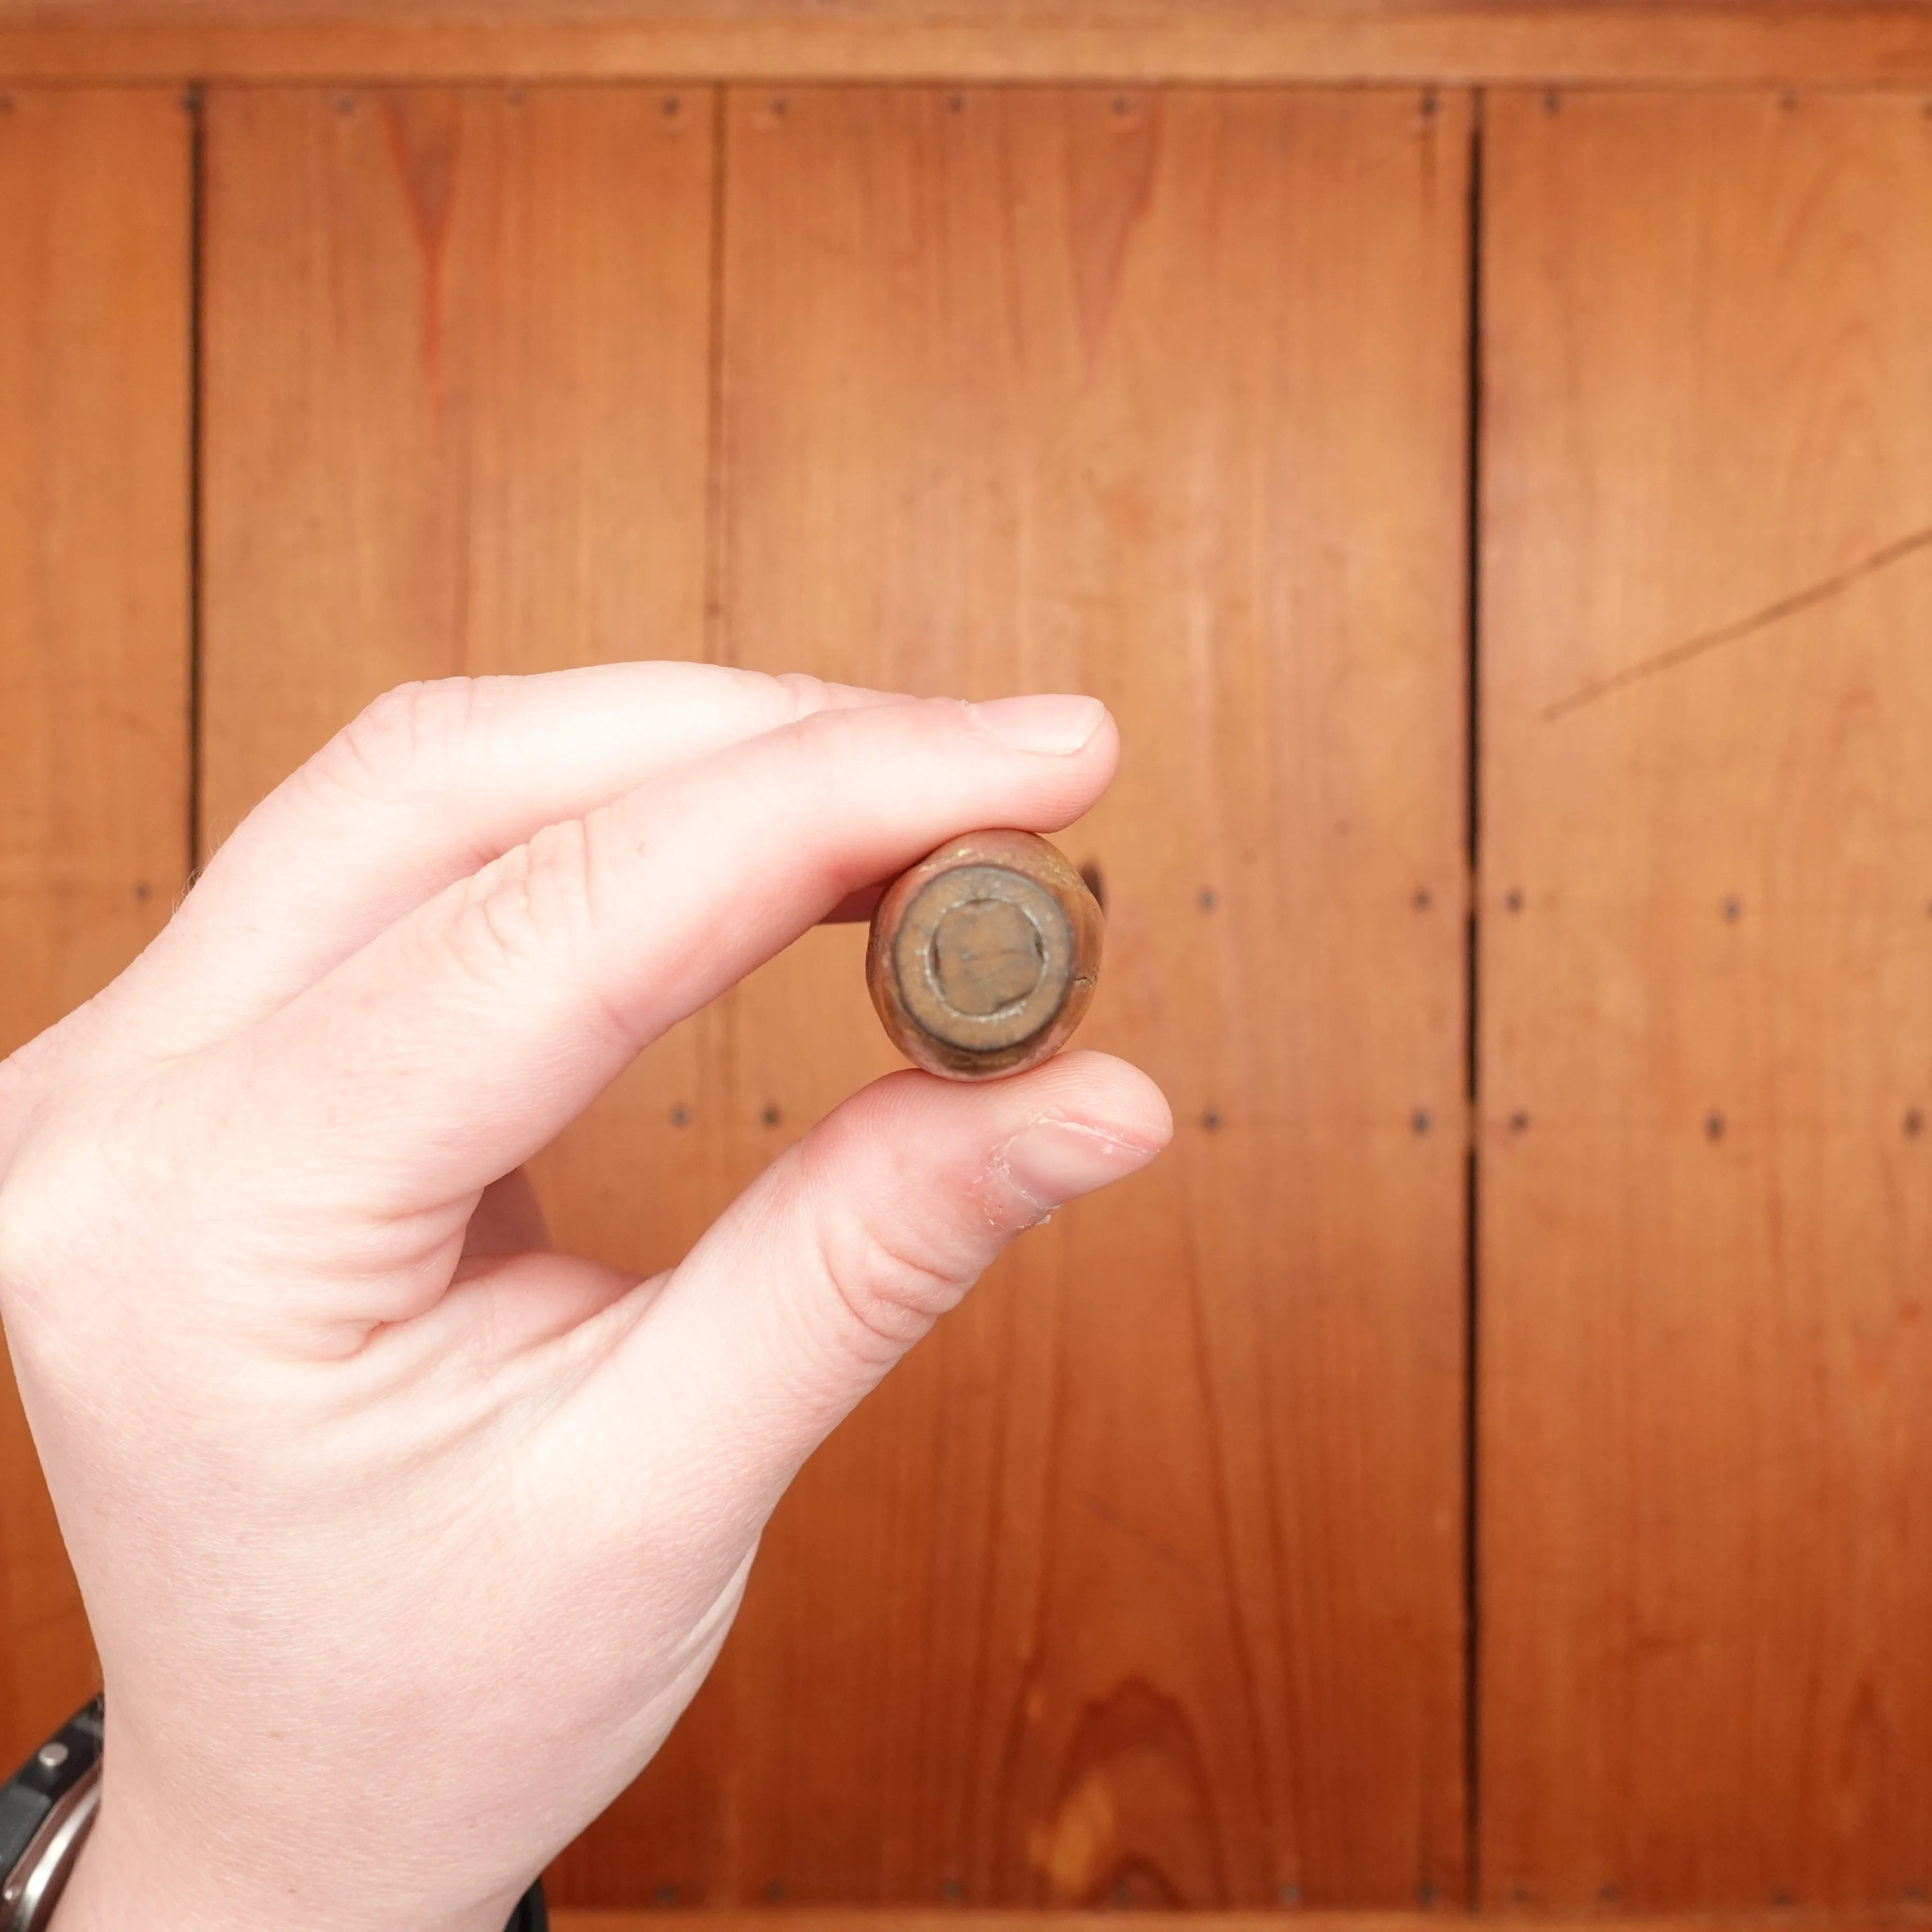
[549,1917,1932,1932]
[6,2,1932,86]
[200,83,714,838]
[1480,89,1932,1909]
[199,83,723,1291]
[201,80,1472,1909]
[0,86,191,1772]
[556,85,1471,1911]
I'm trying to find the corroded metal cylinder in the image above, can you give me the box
[866,829,1103,1080]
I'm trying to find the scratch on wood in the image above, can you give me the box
[1543,522,1932,722]
[1078,1491,1220,1596]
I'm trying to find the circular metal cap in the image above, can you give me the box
[892,863,1076,1054]
[866,829,1103,1081]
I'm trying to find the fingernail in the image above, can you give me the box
[968,693,1106,754]
[994,1119,1160,1211]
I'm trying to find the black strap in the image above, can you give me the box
[0,1698,103,1882]
[505,1879,548,1931]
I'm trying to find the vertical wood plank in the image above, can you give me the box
[200,83,720,1333]
[1482,90,1932,1909]
[0,86,191,1768]
[0,89,191,1066]
[201,83,715,831]
[570,85,1471,1910]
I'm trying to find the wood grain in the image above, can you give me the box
[200,83,721,1306]
[6,2,1932,87]
[551,84,1471,1911]
[550,1916,1932,1932]
[0,85,191,1773]
[1481,90,1932,1910]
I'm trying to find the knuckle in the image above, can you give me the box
[779,691,949,789]
[741,706,855,831]
[0,1105,201,1411]
[437,816,635,1048]
[0,1119,117,1332]
[443,834,567,987]
[0,1168,56,1318]
[771,670,835,722]
[808,1191,977,1357]
[0,1023,75,1168]
[321,676,481,796]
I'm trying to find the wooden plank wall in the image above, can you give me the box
[1481,90,1932,1910]
[0,87,192,1767]
[198,83,1471,1909]
[6,1,1932,87]
[603,85,1470,1911]
[199,85,723,1288]
[9,58,1932,1929]
[548,1917,1932,1932]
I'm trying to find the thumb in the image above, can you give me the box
[577,1051,1170,1526]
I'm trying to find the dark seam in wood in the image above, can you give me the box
[1462,82,1484,1913]
[701,85,729,668]
[186,82,207,878]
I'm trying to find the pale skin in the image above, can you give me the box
[0,667,1170,1932]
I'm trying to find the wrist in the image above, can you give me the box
[49,1766,521,1932]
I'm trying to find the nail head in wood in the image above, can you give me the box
[866,829,1103,1080]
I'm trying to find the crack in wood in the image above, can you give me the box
[1542,521,1932,722]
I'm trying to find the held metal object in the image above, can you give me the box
[866,829,1103,1080]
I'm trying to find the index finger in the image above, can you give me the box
[220,692,1117,1316]
[112,665,905,1058]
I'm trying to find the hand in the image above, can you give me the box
[0,666,1170,1932]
